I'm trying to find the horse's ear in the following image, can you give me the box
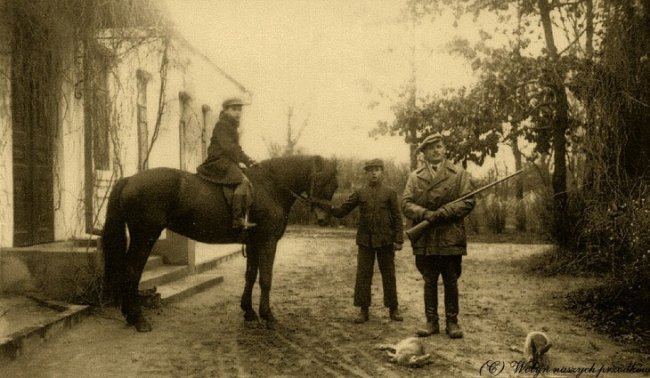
[312,155,324,172]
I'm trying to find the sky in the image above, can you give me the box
[163,0,502,168]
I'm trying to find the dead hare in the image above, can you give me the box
[376,337,432,367]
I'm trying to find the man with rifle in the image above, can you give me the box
[402,133,475,339]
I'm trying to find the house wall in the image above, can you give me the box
[53,34,86,241]
[0,5,14,248]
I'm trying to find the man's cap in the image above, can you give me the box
[416,133,444,152]
[222,97,247,108]
[363,158,384,170]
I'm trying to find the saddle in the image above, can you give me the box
[221,180,254,208]
[196,171,253,207]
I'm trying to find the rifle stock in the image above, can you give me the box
[405,219,431,242]
[405,169,524,244]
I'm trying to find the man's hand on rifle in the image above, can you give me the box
[423,209,444,224]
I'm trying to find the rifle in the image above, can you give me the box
[405,169,524,243]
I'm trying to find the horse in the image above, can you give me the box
[102,155,338,332]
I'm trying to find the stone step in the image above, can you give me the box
[158,270,224,305]
[138,246,241,304]
[195,247,242,273]
[139,265,189,291]
[144,255,164,271]
[0,296,90,363]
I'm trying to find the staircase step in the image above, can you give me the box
[144,255,164,271]
[158,270,224,304]
[139,265,189,291]
[195,247,242,273]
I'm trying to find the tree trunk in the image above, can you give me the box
[585,0,594,60]
[511,133,526,231]
[538,0,569,246]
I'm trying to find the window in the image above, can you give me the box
[87,53,111,170]
[136,69,151,171]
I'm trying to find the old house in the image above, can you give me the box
[0,0,249,298]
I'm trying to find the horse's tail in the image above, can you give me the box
[102,177,129,305]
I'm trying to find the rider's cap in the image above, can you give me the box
[222,97,247,108]
[363,158,384,171]
[416,133,444,152]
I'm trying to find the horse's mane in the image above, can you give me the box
[252,155,326,177]
[246,155,318,188]
[246,155,335,198]
[259,155,320,170]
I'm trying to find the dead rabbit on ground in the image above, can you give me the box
[376,337,432,367]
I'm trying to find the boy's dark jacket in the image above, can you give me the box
[197,112,254,185]
[331,183,404,248]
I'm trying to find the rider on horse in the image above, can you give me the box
[197,97,257,230]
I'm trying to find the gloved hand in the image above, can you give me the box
[393,243,403,251]
[423,209,443,224]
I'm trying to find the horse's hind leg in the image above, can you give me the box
[240,244,259,322]
[257,241,278,329]
[122,228,160,332]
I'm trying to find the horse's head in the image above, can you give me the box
[309,156,338,226]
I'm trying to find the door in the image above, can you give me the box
[11,19,55,246]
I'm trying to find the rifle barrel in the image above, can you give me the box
[449,169,524,205]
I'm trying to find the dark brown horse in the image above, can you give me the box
[102,155,337,331]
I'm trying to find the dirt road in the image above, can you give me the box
[1,228,648,377]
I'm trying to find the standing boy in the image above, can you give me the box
[331,159,404,323]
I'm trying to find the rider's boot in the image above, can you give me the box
[232,192,256,230]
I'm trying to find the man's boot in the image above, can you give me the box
[416,319,439,337]
[416,281,439,337]
[389,307,403,321]
[444,279,463,339]
[354,307,369,323]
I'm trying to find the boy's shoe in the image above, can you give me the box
[354,307,369,323]
[389,307,403,321]
[446,322,464,339]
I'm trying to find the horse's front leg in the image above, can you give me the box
[240,244,259,322]
[257,240,278,329]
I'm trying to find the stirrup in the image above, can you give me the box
[233,220,257,230]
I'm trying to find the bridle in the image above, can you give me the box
[287,170,332,208]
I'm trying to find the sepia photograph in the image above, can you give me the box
[0,0,648,376]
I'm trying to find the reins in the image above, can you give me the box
[287,182,332,207]
[273,167,331,207]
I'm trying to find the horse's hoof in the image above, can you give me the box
[243,311,258,322]
[135,320,153,332]
[263,314,277,330]
[127,314,152,332]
